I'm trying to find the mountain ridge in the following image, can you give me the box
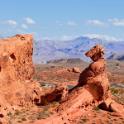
[33,36,124,63]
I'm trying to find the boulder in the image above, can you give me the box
[39,84,68,105]
[110,102,124,113]
[72,67,81,73]
[67,67,81,73]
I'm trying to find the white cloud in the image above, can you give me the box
[60,35,73,40]
[21,24,28,29]
[42,35,77,41]
[87,20,105,26]
[109,18,124,26]
[67,21,77,26]
[59,35,78,41]
[25,17,35,24]
[5,20,17,26]
[84,33,121,42]
[56,21,77,27]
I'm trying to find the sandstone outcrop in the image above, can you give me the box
[39,83,68,105]
[0,34,34,81]
[77,45,110,101]
[31,45,124,124]
[0,35,42,123]
[57,45,111,113]
[0,34,69,124]
[67,67,81,73]
[72,67,81,73]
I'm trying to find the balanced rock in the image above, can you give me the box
[77,45,111,101]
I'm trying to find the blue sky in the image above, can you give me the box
[0,0,124,41]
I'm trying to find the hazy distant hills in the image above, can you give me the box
[33,36,124,63]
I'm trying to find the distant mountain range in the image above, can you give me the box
[33,36,124,63]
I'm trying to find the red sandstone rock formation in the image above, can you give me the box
[56,45,110,114]
[72,67,81,73]
[30,45,124,124]
[58,45,124,113]
[67,67,81,73]
[0,35,42,123]
[0,34,34,81]
[0,35,123,124]
[77,45,110,101]
[38,83,68,105]
[0,34,68,124]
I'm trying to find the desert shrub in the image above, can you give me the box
[93,106,100,111]
[110,87,119,95]
[21,117,27,121]
[14,109,21,116]
[79,116,89,123]
[7,112,12,117]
